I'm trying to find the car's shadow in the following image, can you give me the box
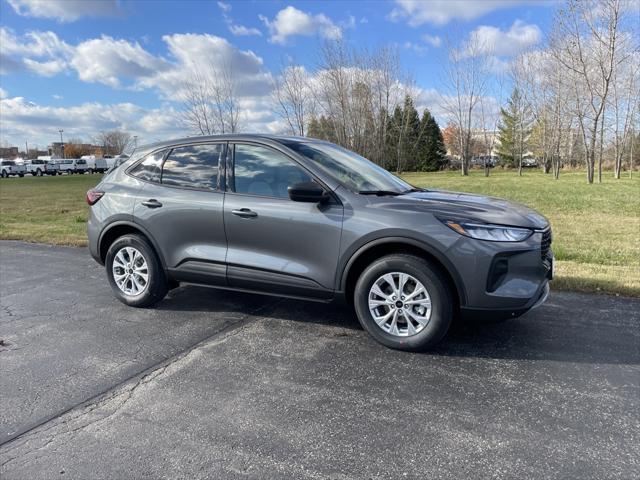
[157,286,640,366]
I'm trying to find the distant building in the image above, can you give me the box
[49,142,64,157]
[48,142,103,158]
[27,149,48,159]
[0,146,20,159]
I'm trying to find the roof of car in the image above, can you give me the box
[137,134,321,152]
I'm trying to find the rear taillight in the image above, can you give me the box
[86,189,104,205]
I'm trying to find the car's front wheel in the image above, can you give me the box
[354,254,453,351]
[105,234,168,308]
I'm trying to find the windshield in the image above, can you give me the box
[283,141,412,193]
[2,161,16,166]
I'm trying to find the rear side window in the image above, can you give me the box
[129,150,165,183]
[161,144,222,191]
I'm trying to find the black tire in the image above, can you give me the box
[1,171,7,178]
[354,254,453,351]
[18,173,24,177]
[36,169,43,177]
[105,234,168,308]
[88,169,94,174]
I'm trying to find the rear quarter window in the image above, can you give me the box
[128,150,165,183]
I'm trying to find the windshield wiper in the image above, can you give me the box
[358,190,403,196]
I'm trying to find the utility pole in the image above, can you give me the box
[25,140,28,158]
[59,129,64,158]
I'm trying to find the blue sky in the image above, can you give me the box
[0,0,557,149]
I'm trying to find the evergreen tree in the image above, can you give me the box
[386,96,421,172]
[307,117,322,139]
[496,88,533,172]
[402,96,421,171]
[416,109,447,171]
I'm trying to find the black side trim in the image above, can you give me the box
[169,260,227,286]
[227,265,333,300]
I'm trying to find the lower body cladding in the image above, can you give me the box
[458,245,554,321]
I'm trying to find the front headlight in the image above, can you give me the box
[442,219,533,242]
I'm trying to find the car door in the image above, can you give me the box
[224,142,344,299]
[132,143,227,286]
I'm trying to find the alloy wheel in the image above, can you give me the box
[368,272,432,337]
[112,247,149,296]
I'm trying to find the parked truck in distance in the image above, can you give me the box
[81,155,109,174]
[53,158,89,174]
[24,159,58,176]
[0,159,26,178]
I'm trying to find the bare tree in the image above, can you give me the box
[440,32,491,175]
[94,131,134,156]
[550,0,629,183]
[273,63,315,136]
[311,40,411,167]
[180,61,240,135]
[610,52,639,178]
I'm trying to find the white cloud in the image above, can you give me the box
[228,24,262,36]
[389,0,539,26]
[217,1,231,13]
[0,87,7,98]
[259,6,342,44]
[52,94,63,100]
[422,34,442,48]
[403,42,428,56]
[216,1,262,36]
[7,0,120,22]
[0,95,186,147]
[0,28,73,75]
[141,33,272,99]
[71,36,169,88]
[468,20,542,57]
[23,58,67,76]
[0,28,73,58]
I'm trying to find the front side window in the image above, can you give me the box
[232,144,311,198]
[129,150,165,183]
[162,144,222,190]
[282,141,412,193]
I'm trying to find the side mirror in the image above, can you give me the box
[288,181,329,203]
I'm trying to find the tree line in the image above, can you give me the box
[179,0,638,183]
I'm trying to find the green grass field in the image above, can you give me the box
[1,170,638,296]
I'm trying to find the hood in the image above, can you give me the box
[395,189,549,229]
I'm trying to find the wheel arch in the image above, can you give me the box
[339,237,467,308]
[98,221,167,271]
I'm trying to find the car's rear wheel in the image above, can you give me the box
[354,254,453,351]
[36,169,43,176]
[105,234,168,308]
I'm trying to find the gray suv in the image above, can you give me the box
[87,135,553,351]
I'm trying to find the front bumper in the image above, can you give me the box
[446,226,553,315]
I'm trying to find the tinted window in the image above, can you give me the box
[162,144,222,190]
[129,150,164,183]
[233,144,311,198]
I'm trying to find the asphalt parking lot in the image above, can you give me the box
[1,241,639,479]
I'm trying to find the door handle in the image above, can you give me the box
[141,199,163,208]
[231,208,258,218]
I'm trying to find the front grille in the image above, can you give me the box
[541,228,552,260]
